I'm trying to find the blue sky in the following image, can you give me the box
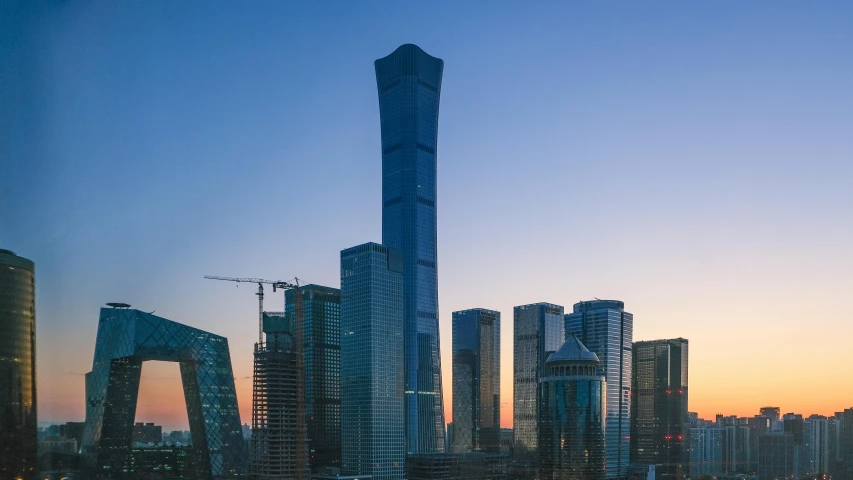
[2,1,852,429]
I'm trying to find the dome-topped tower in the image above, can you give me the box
[545,334,601,378]
[539,335,606,480]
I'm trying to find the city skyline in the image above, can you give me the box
[3,2,853,433]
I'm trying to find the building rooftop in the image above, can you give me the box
[547,334,599,364]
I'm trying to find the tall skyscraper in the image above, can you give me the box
[451,308,501,453]
[285,285,342,471]
[375,43,446,454]
[566,300,633,479]
[0,249,37,480]
[631,338,689,480]
[340,243,405,480]
[252,311,308,480]
[690,426,723,477]
[804,414,829,476]
[514,302,565,462]
[538,335,606,480]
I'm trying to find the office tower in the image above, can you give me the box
[690,426,723,477]
[758,432,796,480]
[285,285,341,471]
[376,44,446,454]
[804,414,829,475]
[340,243,405,480]
[514,303,565,462]
[0,249,37,480]
[631,338,689,480]
[538,335,606,480]
[452,308,501,453]
[252,311,308,480]
[723,423,752,473]
[81,306,247,478]
[565,300,633,479]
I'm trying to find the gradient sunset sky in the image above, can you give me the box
[3,1,852,431]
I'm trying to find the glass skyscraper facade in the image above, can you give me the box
[80,307,247,479]
[0,249,37,480]
[340,242,405,480]
[285,284,341,471]
[451,308,500,453]
[538,335,606,480]
[566,300,633,479]
[631,338,689,480]
[514,302,565,462]
[375,43,446,454]
[690,426,724,477]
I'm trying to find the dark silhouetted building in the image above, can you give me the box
[132,422,163,445]
[513,302,564,462]
[566,300,633,479]
[286,284,342,472]
[838,409,853,480]
[803,414,829,476]
[252,311,308,479]
[406,452,508,480]
[376,43,446,454]
[80,306,247,478]
[538,335,606,480]
[0,249,37,480]
[452,308,501,453]
[340,243,405,480]
[631,338,689,480]
[758,432,795,480]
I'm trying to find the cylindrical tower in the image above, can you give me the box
[539,335,606,480]
[0,249,37,480]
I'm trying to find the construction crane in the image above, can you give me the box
[203,275,301,344]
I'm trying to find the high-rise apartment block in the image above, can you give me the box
[0,249,37,480]
[804,414,829,476]
[566,300,633,479]
[631,338,689,480]
[758,432,796,480]
[452,308,501,453]
[513,302,564,462]
[340,243,405,480]
[538,335,606,480]
[690,426,723,477]
[285,285,341,471]
[376,43,446,454]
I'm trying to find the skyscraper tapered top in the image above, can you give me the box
[376,43,446,454]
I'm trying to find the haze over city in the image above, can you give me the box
[3,1,852,433]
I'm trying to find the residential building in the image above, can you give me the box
[566,300,633,479]
[758,432,796,480]
[340,243,405,480]
[406,452,508,480]
[452,308,501,453]
[631,338,689,480]
[0,249,37,480]
[804,414,829,476]
[538,335,606,480]
[286,284,342,471]
[513,302,564,462]
[376,43,446,454]
[690,426,724,477]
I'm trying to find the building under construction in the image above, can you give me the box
[252,311,308,480]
